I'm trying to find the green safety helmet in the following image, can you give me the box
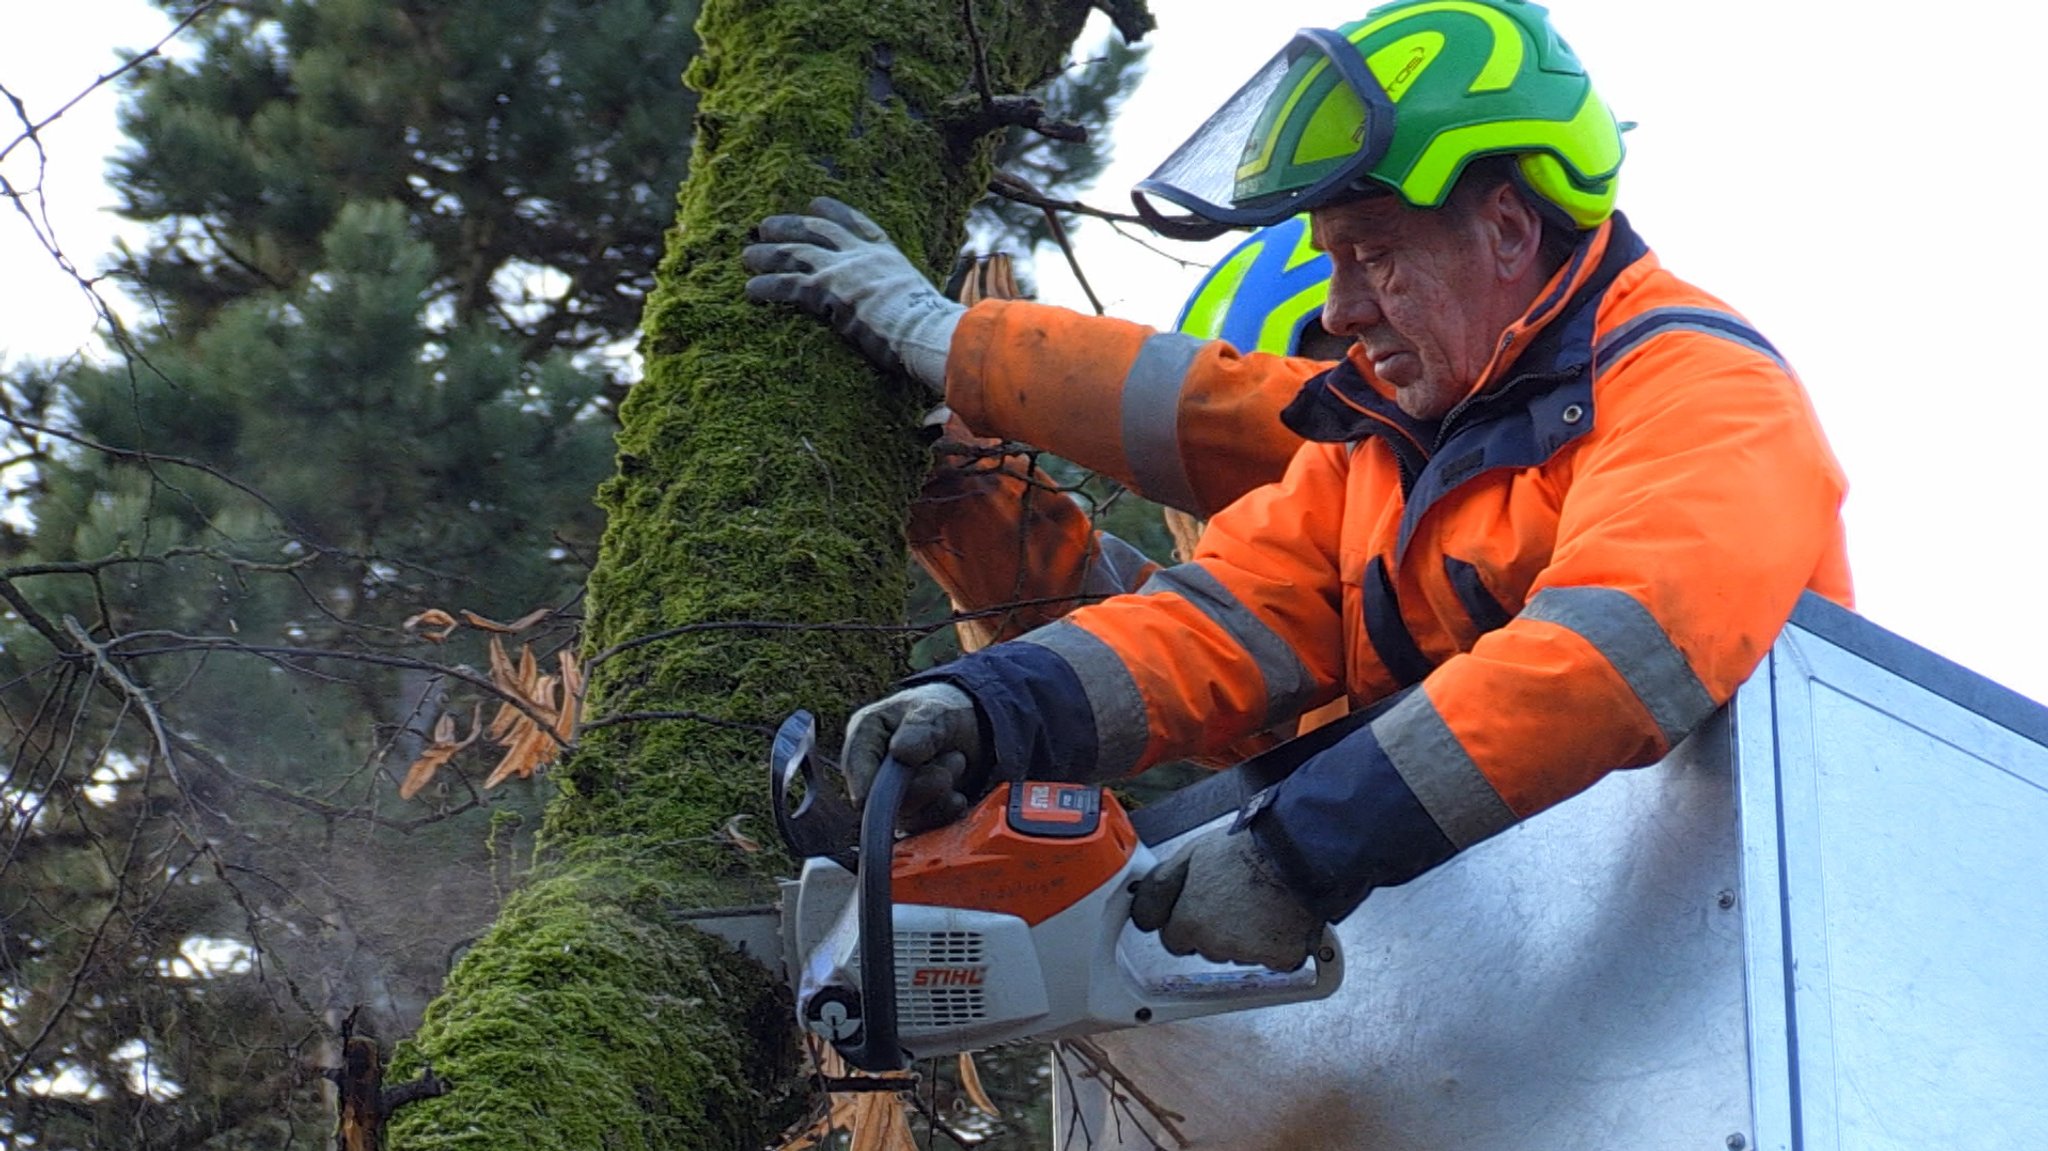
[1132,0,1625,240]
[1174,215,1331,355]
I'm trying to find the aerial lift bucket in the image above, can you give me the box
[1055,593,2048,1151]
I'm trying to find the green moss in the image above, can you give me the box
[387,861,798,1149]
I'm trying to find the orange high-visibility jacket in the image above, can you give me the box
[908,330,1323,645]
[907,413,1162,649]
[910,375,1345,757]
[910,214,1853,920]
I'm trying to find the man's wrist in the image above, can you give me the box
[899,302,963,396]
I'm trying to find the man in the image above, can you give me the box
[742,0,1851,973]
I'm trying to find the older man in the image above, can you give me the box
[742,0,1850,972]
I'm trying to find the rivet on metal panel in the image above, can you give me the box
[1726,1134,1747,1150]
[1716,890,1736,910]
[1317,945,1336,963]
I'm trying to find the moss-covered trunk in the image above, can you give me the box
[387,1,1108,1146]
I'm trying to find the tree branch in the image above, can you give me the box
[1089,0,1156,44]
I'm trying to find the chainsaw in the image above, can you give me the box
[691,710,1345,1073]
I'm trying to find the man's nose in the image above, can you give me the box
[1320,277,1381,336]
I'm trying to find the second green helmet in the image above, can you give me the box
[1133,0,1625,239]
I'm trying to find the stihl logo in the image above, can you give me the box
[910,966,987,988]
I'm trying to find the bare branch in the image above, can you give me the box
[98,631,570,751]
[0,3,220,166]
[992,171,1105,314]
[989,169,1146,225]
[60,614,192,798]
[945,1,1089,144]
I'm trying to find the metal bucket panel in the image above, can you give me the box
[1736,605,2048,1151]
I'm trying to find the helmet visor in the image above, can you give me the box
[1133,28,1397,241]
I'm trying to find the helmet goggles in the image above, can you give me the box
[1134,28,1399,241]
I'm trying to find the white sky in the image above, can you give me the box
[6,0,2047,705]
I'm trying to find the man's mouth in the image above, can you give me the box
[1369,349,1416,379]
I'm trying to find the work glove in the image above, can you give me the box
[743,197,963,397]
[840,682,989,833]
[1129,824,1324,972]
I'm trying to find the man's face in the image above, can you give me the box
[1310,195,1522,421]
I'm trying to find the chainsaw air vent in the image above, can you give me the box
[895,930,988,1030]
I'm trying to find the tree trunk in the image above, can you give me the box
[386,2,1119,1146]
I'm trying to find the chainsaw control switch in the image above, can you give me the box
[1007,781,1102,838]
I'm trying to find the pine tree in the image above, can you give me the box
[3,1,699,1143]
[112,0,702,381]
[2,197,618,1149]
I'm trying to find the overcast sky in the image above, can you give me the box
[6,0,2048,706]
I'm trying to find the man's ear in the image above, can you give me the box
[1483,182,1546,283]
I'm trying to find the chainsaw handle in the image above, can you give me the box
[841,752,911,1072]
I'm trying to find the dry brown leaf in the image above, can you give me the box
[397,705,481,799]
[553,651,582,742]
[484,700,521,743]
[402,609,460,644]
[957,1051,1001,1117]
[393,622,583,798]
[954,615,1000,655]
[484,638,525,741]
[516,642,539,690]
[459,606,553,634]
[399,743,461,800]
[1162,507,1206,565]
[482,722,548,789]
[477,636,571,789]
[954,252,1022,308]
[773,1043,918,1151]
[847,1091,915,1151]
[955,259,985,307]
[984,251,1020,301]
[715,814,761,854]
[487,635,518,691]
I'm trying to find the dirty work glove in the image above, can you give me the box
[840,683,989,833]
[743,197,963,397]
[1129,825,1324,972]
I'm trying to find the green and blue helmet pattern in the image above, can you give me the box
[1175,216,1330,355]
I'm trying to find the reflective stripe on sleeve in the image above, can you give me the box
[1016,620,1150,779]
[1120,332,1205,513]
[1520,586,1719,747]
[1593,306,1788,380]
[1372,688,1518,849]
[1138,564,1319,724]
[1081,531,1159,599]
